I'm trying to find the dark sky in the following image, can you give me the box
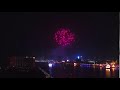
[0,12,118,60]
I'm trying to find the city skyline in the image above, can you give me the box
[0,12,119,78]
[0,12,118,62]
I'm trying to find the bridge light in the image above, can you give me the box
[62,60,65,63]
[48,63,52,67]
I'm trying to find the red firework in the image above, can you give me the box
[54,28,75,47]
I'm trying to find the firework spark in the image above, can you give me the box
[54,28,75,47]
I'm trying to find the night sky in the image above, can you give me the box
[0,12,118,61]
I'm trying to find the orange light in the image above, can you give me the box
[111,68,115,72]
[99,64,102,67]
[111,64,115,68]
[100,67,102,71]
[106,69,110,78]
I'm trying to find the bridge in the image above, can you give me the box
[35,60,49,62]
[38,67,52,78]
[35,60,96,64]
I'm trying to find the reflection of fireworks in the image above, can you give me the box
[54,28,75,47]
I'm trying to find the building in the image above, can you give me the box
[9,56,35,69]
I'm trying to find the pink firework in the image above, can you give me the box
[54,28,75,47]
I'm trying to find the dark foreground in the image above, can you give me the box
[0,67,46,78]
[0,62,119,78]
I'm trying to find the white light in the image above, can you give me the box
[77,56,80,59]
[106,64,110,69]
[74,63,77,66]
[33,57,35,59]
[81,56,82,57]
[67,60,69,62]
[62,60,65,62]
[48,63,52,67]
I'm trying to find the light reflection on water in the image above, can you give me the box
[112,68,115,72]
[106,69,111,78]
[93,65,95,69]
[100,67,102,71]
[48,63,119,78]
[111,68,116,77]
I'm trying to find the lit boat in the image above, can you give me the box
[106,64,110,69]
[111,64,115,68]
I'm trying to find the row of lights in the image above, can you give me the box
[48,63,117,71]
[99,62,116,69]
[48,62,78,67]
[105,64,115,69]
[26,56,35,59]
[73,62,116,68]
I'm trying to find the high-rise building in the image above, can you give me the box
[9,56,35,69]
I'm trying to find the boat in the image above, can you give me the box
[106,64,110,69]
